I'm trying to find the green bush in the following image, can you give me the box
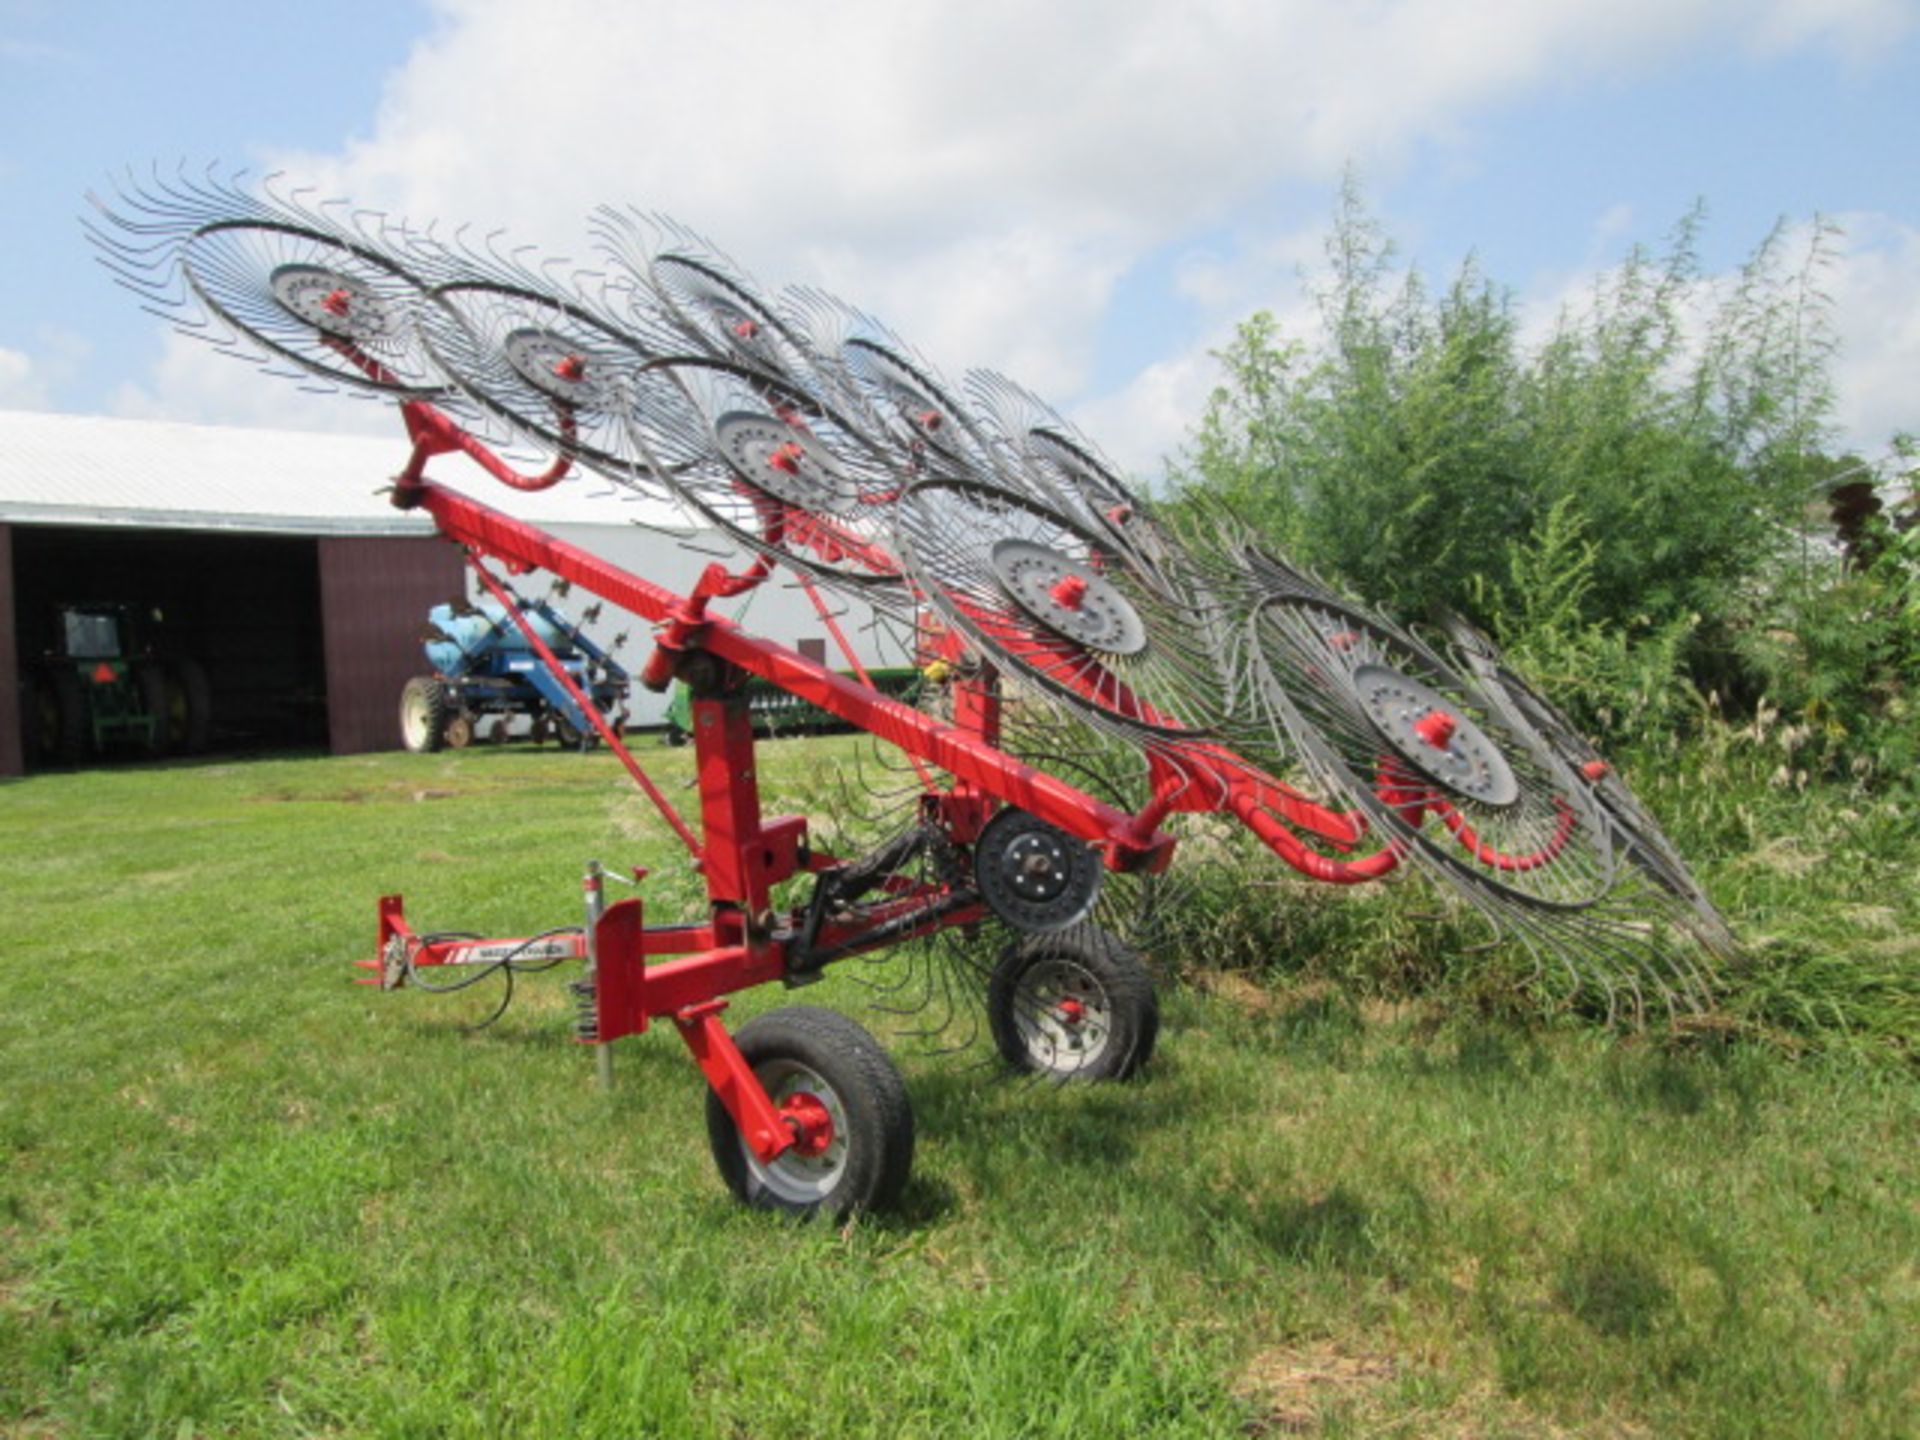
[1177,181,1880,750]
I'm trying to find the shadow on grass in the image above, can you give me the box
[1555,1243,1673,1338]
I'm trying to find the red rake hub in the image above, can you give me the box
[268,264,392,343]
[1049,572,1090,611]
[988,538,1148,656]
[553,353,587,382]
[768,440,807,475]
[1056,995,1088,1028]
[1413,708,1457,750]
[779,1091,835,1157]
[1350,664,1521,808]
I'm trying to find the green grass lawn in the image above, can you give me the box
[2,740,1915,1437]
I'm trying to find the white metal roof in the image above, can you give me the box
[0,409,690,537]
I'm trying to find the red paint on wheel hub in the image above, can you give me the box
[1049,573,1089,610]
[553,353,586,381]
[1057,996,1087,1026]
[322,287,352,316]
[1413,709,1457,749]
[768,441,806,474]
[780,1092,834,1156]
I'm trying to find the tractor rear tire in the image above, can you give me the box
[44,667,89,766]
[705,1007,914,1219]
[17,671,69,768]
[400,676,451,753]
[987,926,1159,1082]
[164,659,213,754]
[132,661,170,756]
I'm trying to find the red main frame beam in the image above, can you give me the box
[396,472,1175,873]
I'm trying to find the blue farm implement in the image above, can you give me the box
[403,590,630,751]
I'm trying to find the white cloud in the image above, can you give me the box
[110,330,398,437]
[1827,212,1920,451]
[0,345,39,406]
[110,0,1914,466]
[258,1,1873,385]
[0,329,90,410]
[1747,0,1916,58]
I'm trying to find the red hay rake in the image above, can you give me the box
[86,167,1737,1217]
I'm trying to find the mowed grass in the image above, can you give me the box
[1,740,1916,1438]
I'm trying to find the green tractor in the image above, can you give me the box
[19,602,211,767]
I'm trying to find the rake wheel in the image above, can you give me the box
[1247,589,1614,911]
[179,218,443,395]
[418,275,676,485]
[649,252,810,379]
[1443,618,1738,958]
[635,358,910,595]
[893,477,1225,745]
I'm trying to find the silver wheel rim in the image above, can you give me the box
[401,689,434,749]
[741,1058,850,1205]
[1012,957,1113,1074]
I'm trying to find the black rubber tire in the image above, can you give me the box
[132,661,170,755]
[444,712,474,749]
[165,658,213,754]
[46,667,89,766]
[553,715,592,751]
[399,676,451,753]
[705,1006,914,1218]
[665,720,689,748]
[987,926,1159,1081]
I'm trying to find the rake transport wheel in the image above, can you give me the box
[400,676,452,753]
[987,926,1159,1081]
[705,1007,915,1218]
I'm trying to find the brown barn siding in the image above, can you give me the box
[0,524,18,778]
[318,536,464,755]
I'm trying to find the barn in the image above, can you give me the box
[0,410,888,777]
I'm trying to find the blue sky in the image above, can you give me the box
[3,1,1916,475]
